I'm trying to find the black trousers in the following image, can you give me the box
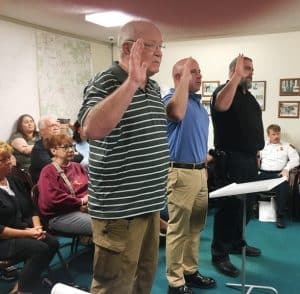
[257,171,289,218]
[211,150,258,261]
[1,233,59,292]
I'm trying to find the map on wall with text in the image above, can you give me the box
[36,31,91,121]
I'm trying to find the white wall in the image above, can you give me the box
[1,18,299,150]
[0,19,111,141]
[155,32,300,149]
[91,42,113,75]
[0,20,40,140]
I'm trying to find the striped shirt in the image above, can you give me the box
[78,62,169,219]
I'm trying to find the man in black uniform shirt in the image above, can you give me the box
[210,54,264,277]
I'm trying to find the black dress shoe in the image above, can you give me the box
[168,285,193,294]
[212,260,240,277]
[229,245,261,257]
[276,218,285,228]
[184,271,216,289]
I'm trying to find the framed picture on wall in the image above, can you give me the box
[278,101,299,118]
[280,78,300,96]
[202,81,220,98]
[202,100,211,115]
[249,81,266,111]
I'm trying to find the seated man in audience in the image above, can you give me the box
[258,124,300,228]
[31,115,83,183]
[30,115,61,183]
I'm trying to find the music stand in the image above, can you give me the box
[210,177,286,294]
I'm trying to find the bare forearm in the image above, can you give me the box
[166,79,190,121]
[83,78,139,139]
[11,138,33,155]
[1,227,30,239]
[32,216,42,228]
[215,73,241,111]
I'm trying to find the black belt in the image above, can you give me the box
[260,170,281,173]
[169,162,206,170]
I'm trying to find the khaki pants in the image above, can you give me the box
[91,212,160,294]
[166,167,208,287]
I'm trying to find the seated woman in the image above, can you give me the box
[72,120,89,169]
[0,141,59,294]
[38,134,92,236]
[9,114,40,171]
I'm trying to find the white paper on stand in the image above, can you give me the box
[209,177,286,198]
[51,283,90,294]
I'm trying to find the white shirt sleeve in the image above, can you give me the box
[284,144,300,171]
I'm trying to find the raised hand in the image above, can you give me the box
[181,57,194,82]
[128,39,148,88]
[234,54,246,77]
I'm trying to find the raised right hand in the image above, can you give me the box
[234,54,246,78]
[180,57,194,82]
[128,39,148,88]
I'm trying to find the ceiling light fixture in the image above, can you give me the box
[85,11,136,27]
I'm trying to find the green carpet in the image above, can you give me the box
[1,210,299,293]
[153,209,300,293]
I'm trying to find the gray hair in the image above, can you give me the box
[38,115,57,130]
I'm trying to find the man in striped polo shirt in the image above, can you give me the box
[78,20,169,294]
[164,58,216,294]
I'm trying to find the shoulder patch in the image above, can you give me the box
[289,144,296,149]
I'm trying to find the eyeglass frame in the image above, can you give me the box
[55,144,75,151]
[126,39,166,51]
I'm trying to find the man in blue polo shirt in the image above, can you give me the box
[163,58,216,294]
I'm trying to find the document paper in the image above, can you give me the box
[209,177,286,198]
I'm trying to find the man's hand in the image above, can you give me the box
[180,57,193,82]
[128,38,148,89]
[234,54,246,77]
[279,169,289,180]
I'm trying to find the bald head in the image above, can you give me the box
[118,20,163,77]
[172,57,202,93]
[118,20,161,47]
[172,58,195,78]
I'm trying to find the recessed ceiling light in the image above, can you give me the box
[85,11,136,27]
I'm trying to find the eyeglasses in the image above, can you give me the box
[56,145,75,151]
[49,123,60,128]
[126,40,166,51]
